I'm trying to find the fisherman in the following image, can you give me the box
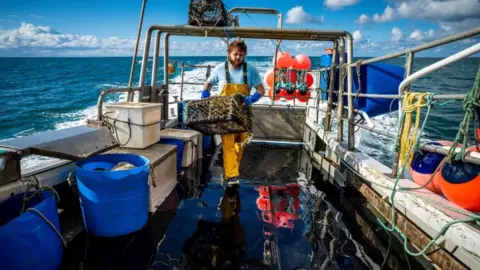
[201,40,265,182]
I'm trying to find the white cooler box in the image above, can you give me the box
[107,143,178,212]
[159,129,202,168]
[104,102,162,149]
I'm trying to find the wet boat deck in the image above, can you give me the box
[59,144,405,270]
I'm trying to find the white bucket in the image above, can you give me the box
[104,102,162,149]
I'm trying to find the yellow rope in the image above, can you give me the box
[399,92,430,168]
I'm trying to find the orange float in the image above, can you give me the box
[275,51,292,68]
[168,63,175,74]
[435,146,480,211]
[306,72,314,88]
[409,140,453,194]
[293,54,311,70]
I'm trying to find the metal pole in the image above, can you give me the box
[337,37,345,142]
[271,43,280,105]
[399,43,480,94]
[97,88,141,120]
[151,31,162,102]
[146,25,345,41]
[325,41,338,131]
[180,63,185,101]
[163,33,170,123]
[346,32,354,151]
[332,92,465,100]
[419,143,480,166]
[128,0,148,102]
[138,27,154,91]
[347,27,480,68]
[228,7,283,28]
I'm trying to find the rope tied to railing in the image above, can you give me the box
[446,65,480,162]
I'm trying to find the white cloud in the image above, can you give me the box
[409,28,436,41]
[285,6,324,24]
[0,22,135,54]
[372,5,396,23]
[391,27,404,42]
[395,0,479,22]
[324,0,359,10]
[353,30,362,42]
[355,14,370,24]
[439,18,480,33]
[358,0,480,29]
[409,29,424,41]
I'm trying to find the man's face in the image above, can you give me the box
[228,47,245,68]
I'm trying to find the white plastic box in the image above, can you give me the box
[104,102,162,149]
[159,128,202,167]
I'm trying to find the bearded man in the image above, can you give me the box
[201,40,265,182]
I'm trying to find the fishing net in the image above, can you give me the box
[187,0,231,27]
[185,95,252,135]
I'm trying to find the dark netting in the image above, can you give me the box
[187,0,231,27]
[185,95,252,135]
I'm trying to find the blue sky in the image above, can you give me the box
[0,0,478,57]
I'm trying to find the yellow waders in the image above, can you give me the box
[220,62,251,179]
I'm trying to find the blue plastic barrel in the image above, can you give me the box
[159,138,184,172]
[75,153,150,237]
[0,190,63,270]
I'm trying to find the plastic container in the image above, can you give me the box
[0,190,63,270]
[159,138,185,172]
[104,102,162,149]
[75,153,150,237]
[160,129,202,167]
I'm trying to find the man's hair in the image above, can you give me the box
[227,40,247,55]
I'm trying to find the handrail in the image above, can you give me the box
[228,7,282,28]
[398,43,480,94]
[97,87,142,120]
[348,27,480,68]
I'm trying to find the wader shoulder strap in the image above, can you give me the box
[225,62,230,83]
[242,62,248,84]
[224,62,248,85]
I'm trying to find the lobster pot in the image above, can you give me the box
[185,95,252,135]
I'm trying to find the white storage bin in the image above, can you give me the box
[104,102,162,149]
[159,129,202,167]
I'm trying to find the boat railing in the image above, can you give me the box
[94,21,479,173]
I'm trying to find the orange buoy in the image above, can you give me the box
[293,54,311,70]
[168,63,175,74]
[275,51,292,68]
[256,196,271,211]
[306,72,314,88]
[409,140,453,194]
[436,146,480,211]
[264,69,275,88]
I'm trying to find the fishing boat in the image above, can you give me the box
[1,1,479,269]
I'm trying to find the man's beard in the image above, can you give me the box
[228,56,244,68]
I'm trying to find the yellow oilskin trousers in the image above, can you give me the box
[220,82,250,179]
